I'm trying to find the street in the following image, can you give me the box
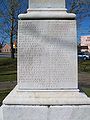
[0,53,16,58]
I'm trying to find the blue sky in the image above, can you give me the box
[77,18,90,41]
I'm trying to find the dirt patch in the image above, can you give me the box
[0,81,16,90]
[79,72,90,88]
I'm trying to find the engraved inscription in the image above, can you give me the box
[18,20,78,90]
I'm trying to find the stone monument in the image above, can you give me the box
[1,0,90,120]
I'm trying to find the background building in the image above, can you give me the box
[1,44,11,53]
[81,36,90,52]
[1,40,17,53]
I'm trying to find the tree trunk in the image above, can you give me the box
[10,17,14,59]
[10,37,14,59]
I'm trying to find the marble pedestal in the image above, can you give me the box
[1,86,90,120]
[1,14,90,120]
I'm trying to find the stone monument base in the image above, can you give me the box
[1,86,90,120]
[2,105,90,120]
[2,86,90,105]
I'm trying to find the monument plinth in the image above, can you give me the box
[1,0,90,120]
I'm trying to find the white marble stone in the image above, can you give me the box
[29,0,65,9]
[3,86,90,105]
[18,20,78,90]
[19,0,75,20]
[18,11,76,19]
[49,106,90,120]
[2,105,90,120]
[0,107,3,120]
[2,105,48,120]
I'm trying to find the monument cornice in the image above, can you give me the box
[18,11,76,20]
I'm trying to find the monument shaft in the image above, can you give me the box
[29,0,65,9]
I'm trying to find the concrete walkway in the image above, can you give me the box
[0,81,16,90]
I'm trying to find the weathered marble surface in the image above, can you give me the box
[3,86,90,105]
[2,105,90,120]
[18,20,77,90]
[29,0,65,8]
[0,107,3,120]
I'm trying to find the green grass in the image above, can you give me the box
[0,58,16,105]
[78,60,90,73]
[77,60,90,96]
[0,58,17,82]
[0,74,17,82]
[81,87,90,97]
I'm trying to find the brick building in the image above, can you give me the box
[81,36,90,52]
[1,44,11,53]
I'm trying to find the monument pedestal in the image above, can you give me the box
[1,0,90,120]
[2,86,90,120]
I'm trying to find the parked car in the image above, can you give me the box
[78,52,90,60]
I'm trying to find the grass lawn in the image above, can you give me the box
[0,58,17,105]
[0,58,17,82]
[81,87,90,97]
[78,60,90,73]
[78,60,90,88]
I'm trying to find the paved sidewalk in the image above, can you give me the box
[0,81,16,90]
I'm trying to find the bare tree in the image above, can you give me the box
[0,0,27,58]
[66,0,90,42]
[67,0,90,22]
